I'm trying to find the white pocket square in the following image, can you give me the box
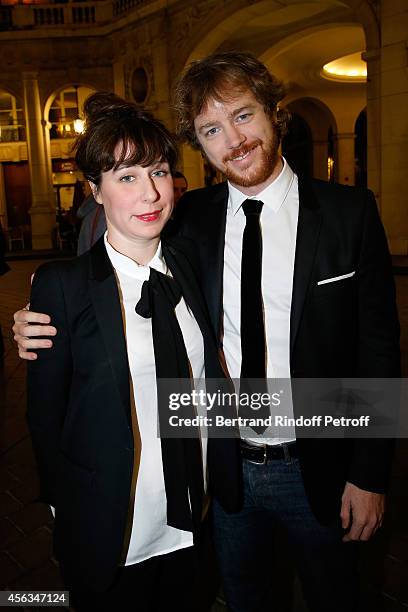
[317,271,355,286]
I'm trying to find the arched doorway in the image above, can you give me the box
[284,98,337,181]
[48,85,94,140]
[0,90,25,143]
[0,90,30,246]
[282,112,313,178]
[46,85,95,216]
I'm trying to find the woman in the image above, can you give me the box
[27,92,240,611]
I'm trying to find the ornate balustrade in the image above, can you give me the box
[0,0,156,29]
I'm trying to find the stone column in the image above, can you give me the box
[23,71,55,249]
[363,49,381,202]
[335,132,356,186]
[44,122,56,216]
[312,139,329,181]
[151,19,173,129]
[113,60,126,98]
[0,164,8,230]
[377,1,408,255]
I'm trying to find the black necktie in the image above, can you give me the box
[240,199,268,433]
[136,267,204,533]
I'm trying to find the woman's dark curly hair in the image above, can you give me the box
[75,92,178,187]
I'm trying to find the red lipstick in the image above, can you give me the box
[135,210,162,222]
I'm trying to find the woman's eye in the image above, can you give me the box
[151,170,168,178]
[120,175,134,183]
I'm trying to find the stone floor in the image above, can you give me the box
[0,258,407,611]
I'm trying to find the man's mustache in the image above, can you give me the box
[222,140,262,164]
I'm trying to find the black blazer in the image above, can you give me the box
[27,235,241,592]
[173,177,400,524]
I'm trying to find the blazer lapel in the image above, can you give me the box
[163,240,216,345]
[89,237,131,428]
[290,177,323,357]
[203,183,228,340]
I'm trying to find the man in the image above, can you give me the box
[76,171,188,255]
[172,170,188,203]
[13,53,399,612]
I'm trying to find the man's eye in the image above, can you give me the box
[120,175,134,183]
[205,127,219,137]
[151,170,168,178]
[237,113,251,122]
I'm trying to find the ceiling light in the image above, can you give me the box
[322,52,367,82]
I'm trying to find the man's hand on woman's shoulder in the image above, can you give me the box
[13,306,56,360]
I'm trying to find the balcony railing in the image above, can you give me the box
[33,4,95,24]
[0,125,25,142]
[113,0,147,17]
[0,6,12,30]
[34,6,64,24]
[0,0,155,30]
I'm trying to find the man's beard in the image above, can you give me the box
[222,136,279,188]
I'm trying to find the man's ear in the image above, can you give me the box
[89,181,102,204]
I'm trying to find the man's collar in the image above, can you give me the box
[227,157,296,215]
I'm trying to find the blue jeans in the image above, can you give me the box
[212,456,358,612]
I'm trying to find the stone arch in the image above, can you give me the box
[282,111,313,178]
[0,89,25,143]
[177,0,378,74]
[44,83,97,126]
[285,96,337,133]
[338,0,379,50]
[284,97,337,181]
[259,22,366,77]
[183,0,280,66]
[174,0,377,190]
[0,83,22,102]
[40,84,96,229]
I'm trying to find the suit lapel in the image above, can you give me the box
[203,183,228,339]
[290,177,323,357]
[89,237,131,428]
[163,240,216,346]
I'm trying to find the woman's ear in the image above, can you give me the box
[89,181,102,204]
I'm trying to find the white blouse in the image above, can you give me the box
[104,234,206,565]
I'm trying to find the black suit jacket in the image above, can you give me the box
[27,235,241,592]
[173,177,400,523]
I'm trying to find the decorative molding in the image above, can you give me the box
[124,53,153,104]
[172,0,218,52]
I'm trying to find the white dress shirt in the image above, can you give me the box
[223,158,298,444]
[104,234,206,565]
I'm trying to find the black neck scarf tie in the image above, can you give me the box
[136,267,204,534]
[240,199,269,434]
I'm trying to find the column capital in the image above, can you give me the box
[335,132,356,141]
[29,204,54,215]
[362,49,380,62]
[22,71,40,81]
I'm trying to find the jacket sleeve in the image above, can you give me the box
[357,190,400,377]
[348,190,400,492]
[27,263,73,506]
